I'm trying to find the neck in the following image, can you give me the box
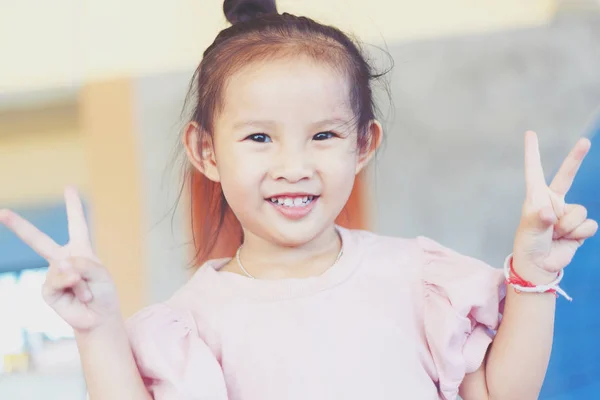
[237,225,341,279]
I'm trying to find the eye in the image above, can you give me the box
[313,131,338,141]
[246,133,272,143]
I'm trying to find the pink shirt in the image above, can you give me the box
[127,227,505,400]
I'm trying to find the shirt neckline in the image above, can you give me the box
[198,226,363,301]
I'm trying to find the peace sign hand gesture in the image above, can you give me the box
[0,188,121,332]
[512,131,598,283]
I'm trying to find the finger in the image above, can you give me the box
[549,138,591,196]
[524,131,547,199]
[522,205,557,232]
[0,209,62,261]
[71,280,93,303]
[563,219,598,241]
[553,204,587,239]
[42,266,82,305]
[43,264,93,304]
[64,187,92,253]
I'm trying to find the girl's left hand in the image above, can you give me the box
[512,131,598,283]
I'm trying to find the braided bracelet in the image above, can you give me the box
[503,254,572,301]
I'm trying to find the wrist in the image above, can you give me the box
[511,258,558,286]
[513,265,558,286]
[74,316,127,344]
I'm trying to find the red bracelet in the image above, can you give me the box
[506,257,558,297]
[503,254,571,300]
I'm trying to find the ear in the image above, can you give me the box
[183,122,221,182]
[355,120,383,174]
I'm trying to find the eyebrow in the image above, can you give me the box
[232,118,352,130]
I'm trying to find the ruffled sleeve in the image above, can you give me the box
[418,237,506,400]
[126,303,228,400]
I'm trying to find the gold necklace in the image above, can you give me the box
[235,243,344,279]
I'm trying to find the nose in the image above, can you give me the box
[269,145,314,183]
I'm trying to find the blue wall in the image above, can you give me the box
[0,203,70,273]
[541,128,600,399]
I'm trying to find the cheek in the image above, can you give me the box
[216,151,265,203]
[319,148,359,192]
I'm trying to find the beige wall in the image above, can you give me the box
[1,0,556,93]
[0,103,88,207]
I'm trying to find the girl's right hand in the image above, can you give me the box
[0,187,121,332]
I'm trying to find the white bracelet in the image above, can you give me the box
[503,254,572,301]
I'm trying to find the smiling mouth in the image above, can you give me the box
[267,195,317,207]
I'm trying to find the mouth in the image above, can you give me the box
[265,193,319,220]
[266,194,318,208]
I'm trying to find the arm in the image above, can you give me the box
[77,318,152,400]
[480,281,556,400]
[461,270,557,400]
[0,189,152,400]
[461,132,596,400]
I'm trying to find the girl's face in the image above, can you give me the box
[187,57,380,247]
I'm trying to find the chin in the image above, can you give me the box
[257,218,335,248]
[273,230,320,248]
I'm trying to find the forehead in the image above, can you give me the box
[219,57,353,123]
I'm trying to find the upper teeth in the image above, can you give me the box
[270,196,314,207]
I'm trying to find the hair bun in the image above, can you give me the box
[223,0,278,25]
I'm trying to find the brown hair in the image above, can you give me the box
[184,0,388,265]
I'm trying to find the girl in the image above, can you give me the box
[1,0,597,399]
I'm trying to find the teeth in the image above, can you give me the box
[269,196,315,207]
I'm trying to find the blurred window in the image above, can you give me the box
[0,204,81,374]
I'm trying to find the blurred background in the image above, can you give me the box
[0,0,598,399]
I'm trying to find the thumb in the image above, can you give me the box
[68,256,107,282]
[522,206,557,232]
